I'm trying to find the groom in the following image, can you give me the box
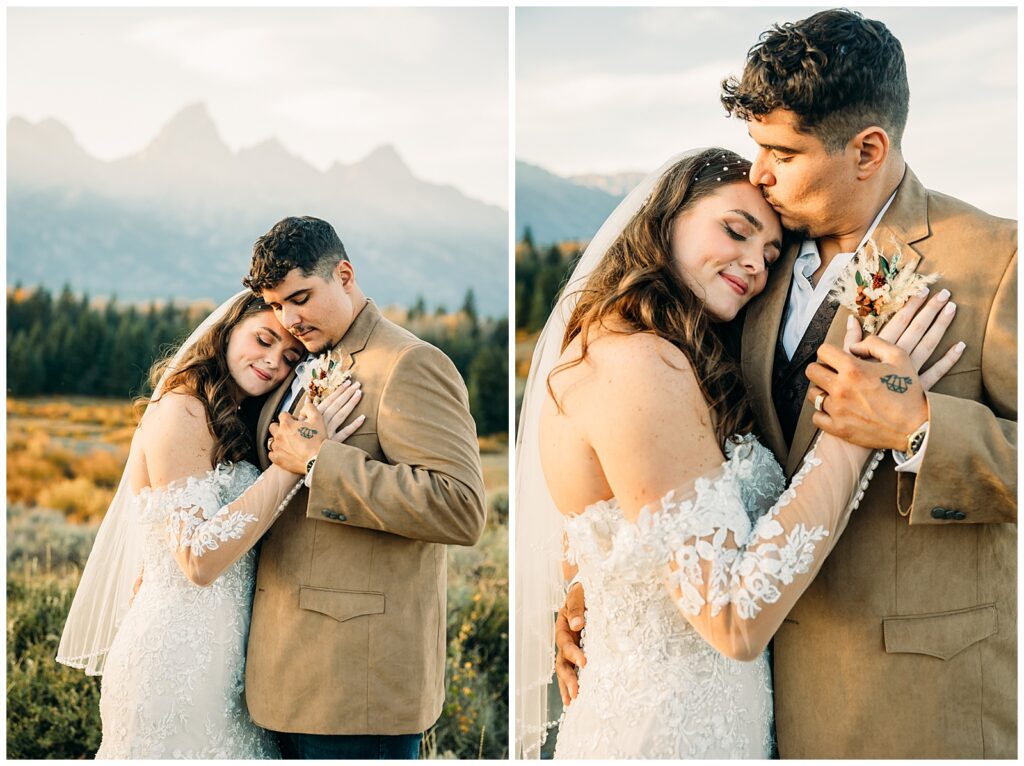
[556,9,1016,759]
[241,216,487,759]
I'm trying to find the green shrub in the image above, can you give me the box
[7,570,101,759]
[7,505,98,571]
[7,517,510,760]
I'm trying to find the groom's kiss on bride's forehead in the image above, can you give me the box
[527,8,1015,761]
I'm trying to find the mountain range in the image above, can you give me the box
[7,103,507,312]
[515,160,632,245]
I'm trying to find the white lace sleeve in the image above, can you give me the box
[151,464,305,587]
[623,434,880,662]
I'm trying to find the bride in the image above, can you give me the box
[57,290,364,758]
[515,149,963,758]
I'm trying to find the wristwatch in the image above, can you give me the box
[303,456,317,488]
[903,422,929,458]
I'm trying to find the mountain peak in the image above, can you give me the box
[140,102,229,165]
[354,144,410,176]
[8,115,78,146]
[240,136,290,159]
[159,102,220,141]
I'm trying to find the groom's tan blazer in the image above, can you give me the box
[743,167,1016,758]
[244,299,486,735]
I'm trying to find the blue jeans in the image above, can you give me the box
[275,731,423,760]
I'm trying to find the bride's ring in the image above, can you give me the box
[813,393,828,413]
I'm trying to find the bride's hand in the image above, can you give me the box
[846,287,964,390]
[313,380,365,443]
[806,288,965,450]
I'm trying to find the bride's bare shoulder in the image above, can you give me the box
[557,325,694,387]
[140,390,213,449]
[547,325,705,435]
[144,388,206,421]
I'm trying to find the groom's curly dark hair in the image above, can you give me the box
[720,9,909,153]
[244,216,349,294]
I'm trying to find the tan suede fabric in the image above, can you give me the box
[742,168,1017,758]
[244,300,486,735]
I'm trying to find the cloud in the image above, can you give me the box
[520,62,732,114]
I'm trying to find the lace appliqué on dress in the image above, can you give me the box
[97,462,277,759]
[633,436,829,620]
[555,435,784,759]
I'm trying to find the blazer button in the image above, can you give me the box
[930,507,948,519]
[320,509,334,519]
[337,513,347,522]
[953,511,967,521]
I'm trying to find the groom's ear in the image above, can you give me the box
[334,260,356,290]
[851,126,890,180]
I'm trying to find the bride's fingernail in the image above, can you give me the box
[955,341,966,352]
[917,286,930,297]
[570,617,583,630]
[938,288,951,301]
[943,302,956,315]
[847,316,856,329]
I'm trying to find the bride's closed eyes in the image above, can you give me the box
[721,214,781,269]
[256,331,302,367]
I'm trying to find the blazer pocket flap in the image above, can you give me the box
[883,604,998,661]
[298,587,385,623]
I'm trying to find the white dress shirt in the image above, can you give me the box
[273,355,323,487]
[778,192,926,473]
[278,355,313,416]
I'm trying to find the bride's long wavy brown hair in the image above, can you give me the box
[139,293,272,467]
[551,148,758,447]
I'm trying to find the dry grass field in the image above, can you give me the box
[7,397,509,759]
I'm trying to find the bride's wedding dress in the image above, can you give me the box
[553,435,870,759]
[96,462,278,759]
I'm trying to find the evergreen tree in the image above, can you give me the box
[527,268,562,333]
[461,288,480,341]
[468,344,508,435]
[408,295,427,321]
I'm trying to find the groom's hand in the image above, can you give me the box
[554,582,587,705]
[268,408,327,474]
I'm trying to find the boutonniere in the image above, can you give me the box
[829,238,940,334]
[297,348,352,406]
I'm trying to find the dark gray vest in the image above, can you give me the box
[771,295,840,447]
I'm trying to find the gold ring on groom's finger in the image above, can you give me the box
[814,393,828,413]
[267,437,275,450]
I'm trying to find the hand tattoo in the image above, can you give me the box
[297,426,319,439]
[880,374,913,394]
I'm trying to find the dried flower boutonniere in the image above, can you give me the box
[829,238,940,334]
[297,348,353,406]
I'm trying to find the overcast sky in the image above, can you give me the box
[8,7,508,207]
[518,6,1016,218]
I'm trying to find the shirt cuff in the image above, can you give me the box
[303,458,316,488]
[565,570,582,597]
[892,426,930,474]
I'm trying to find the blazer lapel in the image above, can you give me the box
[744,239,801,461]
[783,166,931,476]
[335,299,381,371]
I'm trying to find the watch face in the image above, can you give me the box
[909,432,925,455]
